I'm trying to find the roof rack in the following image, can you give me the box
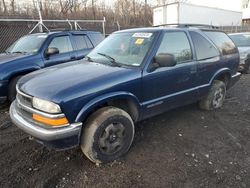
[43,28,88,32]
[155,23,219,29]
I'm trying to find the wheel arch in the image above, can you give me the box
[210,68,231,88]
[7,67,41,83]
[75,92,141,124]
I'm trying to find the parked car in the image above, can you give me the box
[229,32,250,73]
[0,30,104,103]
[10,26,240,164]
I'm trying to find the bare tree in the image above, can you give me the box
[1,0,7,13]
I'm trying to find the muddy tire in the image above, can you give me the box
[8,76,22,102]
[81,107,135,164]
[199,80,226,110]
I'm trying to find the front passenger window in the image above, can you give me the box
[48,36,73,54]
[157,32,192,64]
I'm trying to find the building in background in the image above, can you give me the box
[243,0,250,23]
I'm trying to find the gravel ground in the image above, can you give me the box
[0,74,250,188]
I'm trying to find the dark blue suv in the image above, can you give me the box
[10,27,241,164]
[0,30,103,103]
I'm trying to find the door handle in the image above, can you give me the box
[190,67,197,74]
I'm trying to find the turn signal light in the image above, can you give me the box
[32,114,69,126]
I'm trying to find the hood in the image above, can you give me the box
[0,53,32,65]
[19,60,140,103]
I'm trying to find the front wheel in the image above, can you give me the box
[199,80,226,110]
[81,107,135,164]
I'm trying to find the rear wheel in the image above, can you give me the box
[8,76,22,102]
[81,107,134,164]
[199,80,226,110]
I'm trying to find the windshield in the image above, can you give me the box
[87,32,156,66]
[230,34,250,47]
[6,34,47,54]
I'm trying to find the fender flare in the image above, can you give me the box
[208,68,231,85]
[75,91,141,123]
[6,66,41,81]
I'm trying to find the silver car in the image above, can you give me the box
[229,32,250,73]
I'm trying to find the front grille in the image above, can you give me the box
[16,88,33,121]
[16,92,32,108]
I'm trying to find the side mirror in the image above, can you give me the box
[45,47,59,57]
[154,53,177,68]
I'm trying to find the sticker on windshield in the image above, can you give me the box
[132,33,152,38]
[135,38,144,45]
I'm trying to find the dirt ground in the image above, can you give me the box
[0,74,250,188]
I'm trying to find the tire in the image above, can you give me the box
[81,106,135,164]
[8,76,22,102]
[199,80,226,110]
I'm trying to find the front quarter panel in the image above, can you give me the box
[0,54,43,81]
[75,92,141,123]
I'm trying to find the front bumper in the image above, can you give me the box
[229,72,241,88]
[10,101,82,149]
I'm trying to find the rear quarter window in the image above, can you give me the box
[72,35,93,50]
[88,33,104,46]
[204,31,237,56]
[190,31,220,60]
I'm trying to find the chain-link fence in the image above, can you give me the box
[1,19,249,53]
[0,18,118,53]
[0,18,147,53]
[219,24,250,33]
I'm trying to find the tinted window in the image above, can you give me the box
[157,31,192,63]
[230,34,250,47]
[204,31,237,55]
[89,33,104,46]
[190,31,219,60]
[73,35,93,50]
[48,36,73,54]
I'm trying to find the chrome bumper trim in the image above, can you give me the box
[10,102,82,141]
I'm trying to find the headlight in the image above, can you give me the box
[32,97,61,114]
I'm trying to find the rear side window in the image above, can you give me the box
[89,33,104,46]
[204,31,237,55]
[190,31,219,60]
[73,35,93,50]
[157,31,192,63]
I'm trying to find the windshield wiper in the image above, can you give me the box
[97,52,121,67]
[12,51,27,54]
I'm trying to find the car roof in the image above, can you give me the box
[28,30,101,36]
[113,27,222,34]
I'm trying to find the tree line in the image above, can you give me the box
[0,0,153,27]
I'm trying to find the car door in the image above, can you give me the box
[43,35,75,67]
[142,31,198,118]
[72,34,94,59]
[189,31,221,97]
